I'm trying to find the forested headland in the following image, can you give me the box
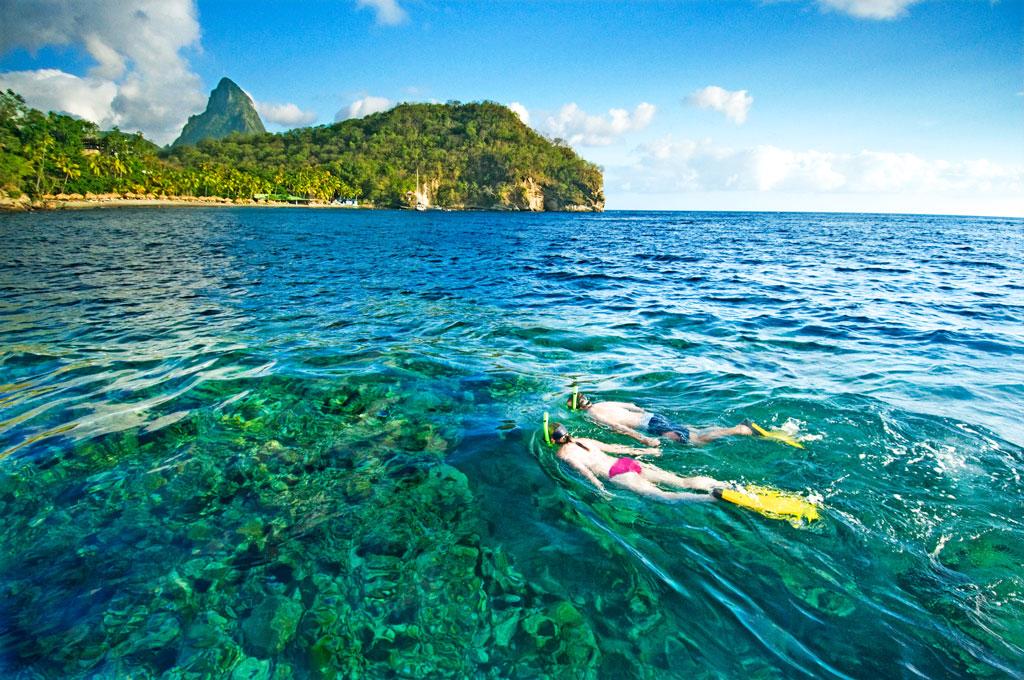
[0,90,604,211]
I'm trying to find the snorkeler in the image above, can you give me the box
[544,420,821,521]
[547,422,724,503]
[566,390,756,447]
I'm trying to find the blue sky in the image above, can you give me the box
[1,0,1020,215]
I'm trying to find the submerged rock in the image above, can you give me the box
[230,656,271,680]
[242,596,303,658]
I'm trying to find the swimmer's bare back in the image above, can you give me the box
[583,403,660,446]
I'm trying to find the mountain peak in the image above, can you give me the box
[172,77,265,148]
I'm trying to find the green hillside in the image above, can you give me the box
[0,89,603,211]
[168,101,604,210]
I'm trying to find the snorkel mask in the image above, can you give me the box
[542,413,569,446]
[567,387,590,411]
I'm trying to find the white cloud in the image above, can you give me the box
[355,0,408,25]
[537,102,656,146]
[610,136,1024,200]
[687,86,753,125]
[508,102,531,125]
[0,69,117,124]
[816,0,921,19]
[255,101,317,127]
[0,0,204,144]
[336,95,394,121]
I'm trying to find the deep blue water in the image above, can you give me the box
[0,208,1022,678]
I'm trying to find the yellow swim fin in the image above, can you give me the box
[713,485,821,524]
[745,420,805,449]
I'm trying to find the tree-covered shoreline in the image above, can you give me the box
[0,90,604,211]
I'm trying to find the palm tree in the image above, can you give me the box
[54,154,81,193]
[23,136,51,195]
[86,153,103,177]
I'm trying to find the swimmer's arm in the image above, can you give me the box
[600,443,662,457]
[605,421,660,447]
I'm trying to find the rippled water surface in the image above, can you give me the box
[1,208,1022,678]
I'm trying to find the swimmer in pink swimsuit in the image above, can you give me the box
[547,422,726,503]
[608,457,643,478]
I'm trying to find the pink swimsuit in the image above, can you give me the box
[608,457,643,478]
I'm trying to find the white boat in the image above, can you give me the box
[413,169,428,211]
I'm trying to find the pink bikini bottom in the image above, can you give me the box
[608,457,642,478]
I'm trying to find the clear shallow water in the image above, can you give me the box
[1,208,1022,678]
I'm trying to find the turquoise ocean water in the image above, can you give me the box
[0,208,1022,678]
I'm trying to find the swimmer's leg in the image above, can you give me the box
[640,465,722,493]
[688,424,754,446]
[609,472,714,503]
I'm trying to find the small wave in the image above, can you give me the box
[633,252,700,263]
[913,329,1021,355]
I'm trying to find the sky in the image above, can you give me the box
[0,0,1021,216]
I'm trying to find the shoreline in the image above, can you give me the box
[0,192,602,214]
[0,195,364,212]
[0,194,602,213]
